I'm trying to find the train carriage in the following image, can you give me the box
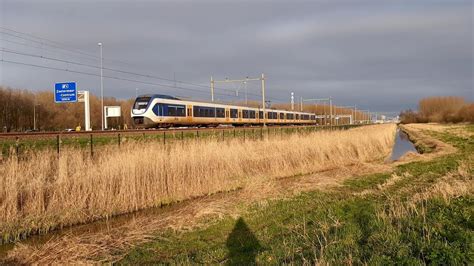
[131,94,316,128]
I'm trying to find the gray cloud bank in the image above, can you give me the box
[1,0,472,113]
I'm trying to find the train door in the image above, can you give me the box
[238,109,242,123]
[225,108,230,123]
[187,105,193,123]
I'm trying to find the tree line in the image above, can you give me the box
[0,86,376,132]
[0,86,134,132]
[400,96,474,124]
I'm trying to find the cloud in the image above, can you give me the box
[1,0,472,113]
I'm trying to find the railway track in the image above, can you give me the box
[0,124,353,139]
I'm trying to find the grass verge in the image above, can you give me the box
[120,124,473,265]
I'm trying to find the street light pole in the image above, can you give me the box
[261,73,266,127]
[98,42,104,130]
[210,76,214,102]
[329,96,333,128]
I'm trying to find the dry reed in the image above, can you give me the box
[0,124,396,243]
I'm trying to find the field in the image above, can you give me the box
[2,123,472,264]
[119,123,473,264]
[0,124,394,245]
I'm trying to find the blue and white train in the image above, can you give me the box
[131,94,316,128]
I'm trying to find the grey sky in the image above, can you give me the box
[1,0,472,113]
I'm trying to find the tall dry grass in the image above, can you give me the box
[0,124,396,243]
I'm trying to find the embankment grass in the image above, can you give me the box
[0,124,396,244]
[120,124,473,265]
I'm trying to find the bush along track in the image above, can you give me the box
[121,125,473,265]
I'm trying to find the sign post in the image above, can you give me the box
[78,91,91,131]
[54,82,77,103]
[54,82,91,131]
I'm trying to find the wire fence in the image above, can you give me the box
[0,124,362,162]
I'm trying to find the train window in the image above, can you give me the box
[168,104,186,116]
[296,114,299,120]
[152,104,161,116]
[280,113,284,119]
[216,108,225,118]
[311,115,315,120]
[153,103,186,117]
[193,106,216,117]
[242,110,248,118]
[133,97,151,110]
[249,110,256,118]
[231,109,238,118]
[259,111,263,119]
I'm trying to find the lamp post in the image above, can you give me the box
[98,42,104,130]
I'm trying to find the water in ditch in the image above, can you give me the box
[390,128,419,161]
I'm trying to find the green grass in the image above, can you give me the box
[119,125,473,264]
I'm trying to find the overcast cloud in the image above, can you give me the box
[1,0,472,113]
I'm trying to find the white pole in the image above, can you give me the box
[98,42,104,131]
[291,92,294,110]
[261,73,266,127]
[300,96,303,111]
[33,103,36,130]
[210,76,214,102]
[244,79,248,105]
[354,105,357,124]
[104,106,108,129]
[84,91,91,131]
[329,97,333,127]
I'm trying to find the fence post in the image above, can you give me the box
[15,136,19,157]
[56,135,60,155]
[118,133,121,147]
[233,129,236,138]
[163,131,166,145]
[260,127,263,140]
[197,130,199,139]
[243,129,246,141]
[222,130,225,141]
[90,134,93,157]
[181,131,184,140]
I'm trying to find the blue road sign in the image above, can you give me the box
[55,82,77,103]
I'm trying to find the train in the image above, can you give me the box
[131,94,317,128]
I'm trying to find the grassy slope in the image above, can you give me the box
[120,125,473,265]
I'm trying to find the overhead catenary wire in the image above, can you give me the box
[0,58,238,98]
[0,47,286,103]
[0,47,265,96]
[1,27,289,103]
[1,58,291,104]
